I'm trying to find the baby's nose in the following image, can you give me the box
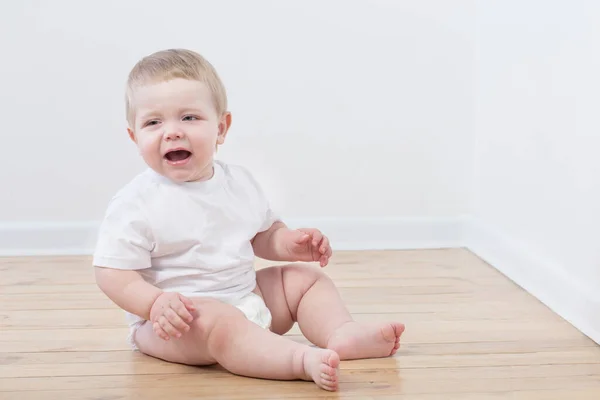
[165,130,183,140]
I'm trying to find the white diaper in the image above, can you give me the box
[127,291,272,350]
[227,291,273,330]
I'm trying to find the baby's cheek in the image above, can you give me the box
[139,138,159,153]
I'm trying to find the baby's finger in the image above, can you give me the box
[165,307,191,333]
[153,322,170,341]
[320,236,330,254]
[158,315,182,338]
[178,294,197,312]
[320,254,329,267]
[172,299,194,323]
[310,230,323,247]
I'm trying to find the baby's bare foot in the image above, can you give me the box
[302,348,340,391]
[327,321,405,360]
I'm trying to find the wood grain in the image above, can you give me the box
[1,248,599,399]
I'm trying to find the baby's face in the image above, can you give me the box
[128,78,230,182]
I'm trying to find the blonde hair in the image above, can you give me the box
[125,49,228,126]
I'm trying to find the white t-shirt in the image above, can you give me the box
[92,160,279,325]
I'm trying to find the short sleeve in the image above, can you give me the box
[92,195,154,270]
[248,171,280,233]
[259,200,280,232]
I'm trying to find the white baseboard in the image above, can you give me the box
[465,218,600,345]
[0,221,100,256]
[286,216,467,251]
[0,216,467,257]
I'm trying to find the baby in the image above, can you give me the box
[93,48,405,391]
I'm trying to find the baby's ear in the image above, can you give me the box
[217,112,232,144]
[127,128,137,143]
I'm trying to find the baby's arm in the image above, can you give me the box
[251,220,289,261]
[244,167,331,265]
[94,266,162,321]
[93,195,195,340]
[95,266,196,340]
[252,221,332,267]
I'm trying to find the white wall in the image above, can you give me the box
[0,1,474,230]
[471,0,600,342]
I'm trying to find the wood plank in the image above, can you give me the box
[2,364,600,390]
[1,315,588,353]
[1,284,98,294]
[2,374,600,399]
[0,276,517,293]
[3,336,599,364]
[2,348,600,379]
[1,305,571,330]
[0,248,515,285]
[0,286,545,311]
[0,299,561,317]
[5,390,600,400]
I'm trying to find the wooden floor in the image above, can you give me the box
[2,248,600,399]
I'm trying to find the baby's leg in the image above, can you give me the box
[256,265,405,360]
[134,298,341,391]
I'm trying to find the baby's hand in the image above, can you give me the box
[284,227,332,267]
[149,292,196,340]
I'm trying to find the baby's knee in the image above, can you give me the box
[192,306,246,354]
[279,264,333,300]
[189,300,245,338]
[284,263,329,284]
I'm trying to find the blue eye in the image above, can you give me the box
[183,115,199,121]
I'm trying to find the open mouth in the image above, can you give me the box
[164,149,192,164]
